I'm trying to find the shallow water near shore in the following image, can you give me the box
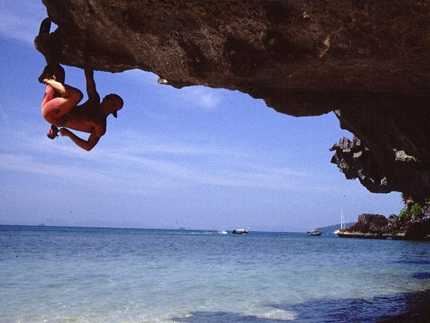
[1,225,430,322]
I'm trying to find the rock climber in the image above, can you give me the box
[38,18,124,151]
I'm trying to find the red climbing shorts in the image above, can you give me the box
[41,86,65,126]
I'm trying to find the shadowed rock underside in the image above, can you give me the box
[35,0,430,197]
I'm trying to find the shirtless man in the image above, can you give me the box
[39,63,123,151]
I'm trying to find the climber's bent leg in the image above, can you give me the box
[41,83,83,126]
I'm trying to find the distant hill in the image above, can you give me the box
[315,223,356,234]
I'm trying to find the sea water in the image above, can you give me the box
[1,225,429,323]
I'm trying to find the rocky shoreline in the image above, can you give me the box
[337,205,430,241]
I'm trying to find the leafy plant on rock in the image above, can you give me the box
[399,203,423,221]
[410,203,423,218]
[398,208,411,221]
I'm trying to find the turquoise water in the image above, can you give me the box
[1,225,430,322]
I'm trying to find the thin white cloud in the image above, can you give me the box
[121,70,223,111]
[183,87,221,111]
[0,114,347,197]
[122,69,159,85]
[85,141,324,192]
[0,133,318,196]
[114,134,239,157]
[0,152,111,183]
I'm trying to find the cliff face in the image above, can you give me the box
[337,210,430,241]
[35,0,430,197]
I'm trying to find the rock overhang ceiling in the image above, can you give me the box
[35,0,430,199]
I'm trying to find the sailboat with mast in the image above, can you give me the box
[334,209,346,235]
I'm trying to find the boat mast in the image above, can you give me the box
[340,209,345,230]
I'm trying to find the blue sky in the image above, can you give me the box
[0,1,403,231]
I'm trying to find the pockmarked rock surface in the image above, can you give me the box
[337,209,430,241]
[35,0,429,196]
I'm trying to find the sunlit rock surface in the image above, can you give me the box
[35,0,429,196]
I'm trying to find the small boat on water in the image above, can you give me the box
[232,227,249,235]
[307,230,322,236]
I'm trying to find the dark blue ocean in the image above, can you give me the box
[1,225,429,323]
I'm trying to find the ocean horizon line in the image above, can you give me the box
[0,223,319,234]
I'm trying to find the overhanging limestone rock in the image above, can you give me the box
[35,0,430,197]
